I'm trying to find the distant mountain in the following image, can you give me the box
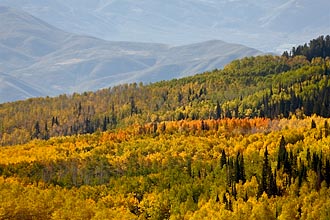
[0,0,329,52]
[0,72,44,103]
[0,6,261,103]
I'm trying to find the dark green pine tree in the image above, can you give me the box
[325,159,330,187]
[32,121,41,139]
[232,183,237,200]
[223,193,229,210]
[306,148,311,168]
[277,136,292,176]
[234,152,246,183]
[277,136,287,170]
[215,101,222,119]
[240,153,246,183]
[259,147,271,196]
[282,51,289,58]
[324,120,329,138]
[316,158,324,190]
[220,149,227,169]
[228,199,233,212]
[227,157,234,187]
[312,153,319,172]
[102,116,108,131]
[235,153,240,183]
[216,194,220,203]
[44,122,49,140]
[288,151,296,177]
[298,163,307,187]
[269,170,278,196]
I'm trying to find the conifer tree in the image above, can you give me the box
[215,101,222,119]
[324,120,329,137]
[277,136,287,170]
[269,170,277,196]
[259,147,271,196]
[240,153,246,183]
[216,194,220,203]
[32,121,41,139]
[223,193,229,210]
[220,149,227,169]
[325,159,330,187]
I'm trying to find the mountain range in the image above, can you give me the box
[1,0,329,52]
[0,6,261,103]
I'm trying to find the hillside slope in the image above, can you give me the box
[1,0,329,52]
[0,51,329,146]
[0,6,261,103]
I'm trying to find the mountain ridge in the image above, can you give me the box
[0,6,262,103]
[1,0,329,52]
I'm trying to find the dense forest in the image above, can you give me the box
[1,36,330,219]
[0,36,330,146]
[1,117,330,219]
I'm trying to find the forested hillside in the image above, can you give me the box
[1,117,330,219]
[1,36,330,146]
[1,36,330,219]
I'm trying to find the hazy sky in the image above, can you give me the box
[1,0,330,52]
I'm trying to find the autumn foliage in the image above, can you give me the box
[1,117,330,219]
[1,36,330,219]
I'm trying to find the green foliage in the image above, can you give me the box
[285,35,330,61]
[1,52,328,146]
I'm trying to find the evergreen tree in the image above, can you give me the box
[32,121,41,139]
[259,147,271,196]
[216,194,220,203]
[240,153,246,183]
[269,170,277,196]
[220,149,227,169]
[316,159,323,190]
[215,101,222,119]
[325,159,330,187]
[298,163,307,187]
[234,152,246,183]
[324,120,329,137]
[287,35,330,61]
[232,183,237,200]
[306,148,311,168]
[102,116,108,131]
[44,122,49,140]
[223,193,229,210]
[234,154,240,183]
[277,136,287,170]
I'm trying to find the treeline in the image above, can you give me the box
[1,117,330,219]
[283,35,330,61]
